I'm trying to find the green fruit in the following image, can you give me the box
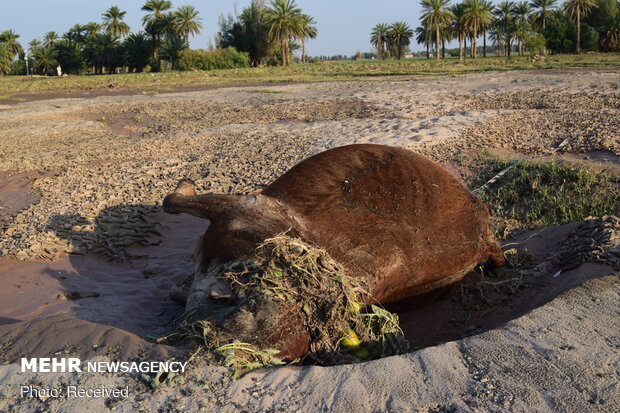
[339,329,361,350]
[347,301,361,314]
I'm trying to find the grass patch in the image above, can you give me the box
[473,155,619,237]
[0,53,618,95]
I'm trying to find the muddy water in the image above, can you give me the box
[0,212,207,361]
[0,171,41,222]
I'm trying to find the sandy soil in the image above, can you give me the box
[0,68,618,412]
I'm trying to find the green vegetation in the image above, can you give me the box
[422,0,456,60]
[373,0,620,59]
[160,236,408,377]
[370,21,414,60]
[564,0,598,52]
[0,53,617,95]
[219,0,317,66]
[177,47,250,71]
[473,156,620,236]
[0,0,618,81]
[215,343,285,380]
[220,236,408,362]
[0,0,316,75]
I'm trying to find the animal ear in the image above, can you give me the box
[163,179,240,220]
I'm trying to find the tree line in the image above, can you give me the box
[371,0,619,60]
[217,0,317,66]
[0,0,317,76]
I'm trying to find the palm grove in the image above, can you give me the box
[0,0,318,75]
[372,0,619,60]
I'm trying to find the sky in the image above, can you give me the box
[0,0,427,56]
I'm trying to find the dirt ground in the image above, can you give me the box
[0,68,618,412]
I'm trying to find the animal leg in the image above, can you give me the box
[488,242,506,267]
[163,178,240,220]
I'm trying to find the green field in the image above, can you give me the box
[0,53,618,96]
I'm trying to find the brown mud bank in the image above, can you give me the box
[0,212,206,363]
[0,80,306,106]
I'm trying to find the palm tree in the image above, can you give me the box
[530,0,557,30]
[601,21,620,52]
[481,0,494,57]
[451,3,467,60]
[142,0,173,71]
[513,1,532,55]
[32,47,58,75]
[488,24,505,55]
[161,36,188,70]
[124,32,152,72]
[420,0,454,60]
[264,0,305,66]
[371,23,391,60]
[440,21,453,58]
[54,40,84,74]
[84,32,120,74]
[28,39,42,56]
[530,0,556,54]
[173,5,203,46]
[288,38,302,61]
[494,1,516,56]
[0,30,24,60]
[103,6,131,39]
[83,22,102,40]
[43,32,59,48]
[462,0,492,58]
[388,22,414,59]
[415,24,434,58]
[64,24,86,45]
[0,43,11,74]
[563,0,597,53]
[300,14,318,63]
[218,0,274,67]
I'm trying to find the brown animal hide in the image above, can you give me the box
[163,144,504,359]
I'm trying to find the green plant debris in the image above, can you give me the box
[214,343,286,380]
[221,235,409,364]
[164,235,409,378]
[140,369,186,389]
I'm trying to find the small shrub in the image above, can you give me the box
[178,47,250,71]
[525,32,546,56]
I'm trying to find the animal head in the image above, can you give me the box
[163,178,309,359]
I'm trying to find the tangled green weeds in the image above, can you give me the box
[221,236,409,364]
[162,235,409,378]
